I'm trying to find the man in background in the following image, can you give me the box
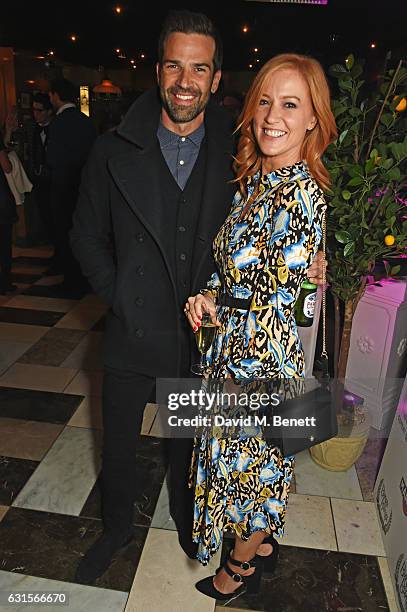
[28,93,56,263]
[47,78,96,292]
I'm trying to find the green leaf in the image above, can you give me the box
[345,54,354,70]
[338,129,349,145]
[389,167,401,181]
[342,190,352,201]
[333,104,348,118]
[348,166,364,177]
[365,158,375,174]
[339,79,353,92]
[382,158,394,169]
[348,176,365,186]
[351,63,363,79]
[329,64,347,76]
[389,143,403,162]
[349,107,362,117]
[344,242,355,257]
[336,230,352,243]
[380,113,394,128]
[390,265,401,276]
[380,82,390,95]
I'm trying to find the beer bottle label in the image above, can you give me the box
[303,292,316,319]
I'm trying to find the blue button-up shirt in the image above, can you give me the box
[157,121,205,190]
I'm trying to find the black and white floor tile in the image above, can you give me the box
[0,246,399,611]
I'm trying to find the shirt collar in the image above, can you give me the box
[157,120,205,148]
[56,103,76,116]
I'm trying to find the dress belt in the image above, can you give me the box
[218,293,252,310]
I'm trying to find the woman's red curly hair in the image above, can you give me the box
[233,53,337,197]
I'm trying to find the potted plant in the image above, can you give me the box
[310,55,407,471]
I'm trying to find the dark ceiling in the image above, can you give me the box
[1,0,406,72]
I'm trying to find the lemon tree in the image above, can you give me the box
[324,55,407,378]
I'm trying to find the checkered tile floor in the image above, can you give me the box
[0,246,399,612]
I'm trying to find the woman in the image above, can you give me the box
[184,53,337,601]
[0,130,18,294]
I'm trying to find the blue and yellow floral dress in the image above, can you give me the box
[189,160,326,565]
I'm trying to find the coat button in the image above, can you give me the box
[135,232,145,242]
[178,225,186,232]
[180,253,187,261]
[136,266,144,276]
[135,297,144,306]
[135,328,144,338]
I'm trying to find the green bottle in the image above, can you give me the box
[294,280,317,327]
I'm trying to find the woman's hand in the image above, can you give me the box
[184,293,221,331]
[307,251,327,285]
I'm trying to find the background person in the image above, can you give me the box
[29,93,55,259]
[47,78,96,292]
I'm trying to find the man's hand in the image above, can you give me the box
[307,251,327,285]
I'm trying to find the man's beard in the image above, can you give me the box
[159,85,210,124]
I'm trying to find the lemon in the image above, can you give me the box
[395,97,407,112]
[384,235,395,246]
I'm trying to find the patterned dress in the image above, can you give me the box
[189,160,326,565]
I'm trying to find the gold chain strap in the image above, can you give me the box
[321,210,328,359]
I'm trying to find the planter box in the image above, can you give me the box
[345,279,407,430]
[374,375,407,612]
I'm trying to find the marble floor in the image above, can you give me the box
[0,246,399,612]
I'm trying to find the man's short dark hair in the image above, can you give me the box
[32,92,52,110]
[158,10,223,73]
[49,78,77,103]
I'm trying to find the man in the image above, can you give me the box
[27,94,55,258]
[47,78,96,291]
[71,10,324,584]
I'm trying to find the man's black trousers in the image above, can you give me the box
[101,364,195,554]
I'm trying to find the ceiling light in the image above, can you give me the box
[93,78,122,95]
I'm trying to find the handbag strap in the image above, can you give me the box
[320,209,329,379]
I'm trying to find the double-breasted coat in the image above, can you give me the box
[70,88,235,377]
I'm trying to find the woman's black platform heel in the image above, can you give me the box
[254,534,280,574]
[195,549,263,602]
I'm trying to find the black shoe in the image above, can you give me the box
[195,548,262,602]
[221,534,280,576]
[75,530,134,585]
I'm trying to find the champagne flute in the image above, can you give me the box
[191,311,217,375]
